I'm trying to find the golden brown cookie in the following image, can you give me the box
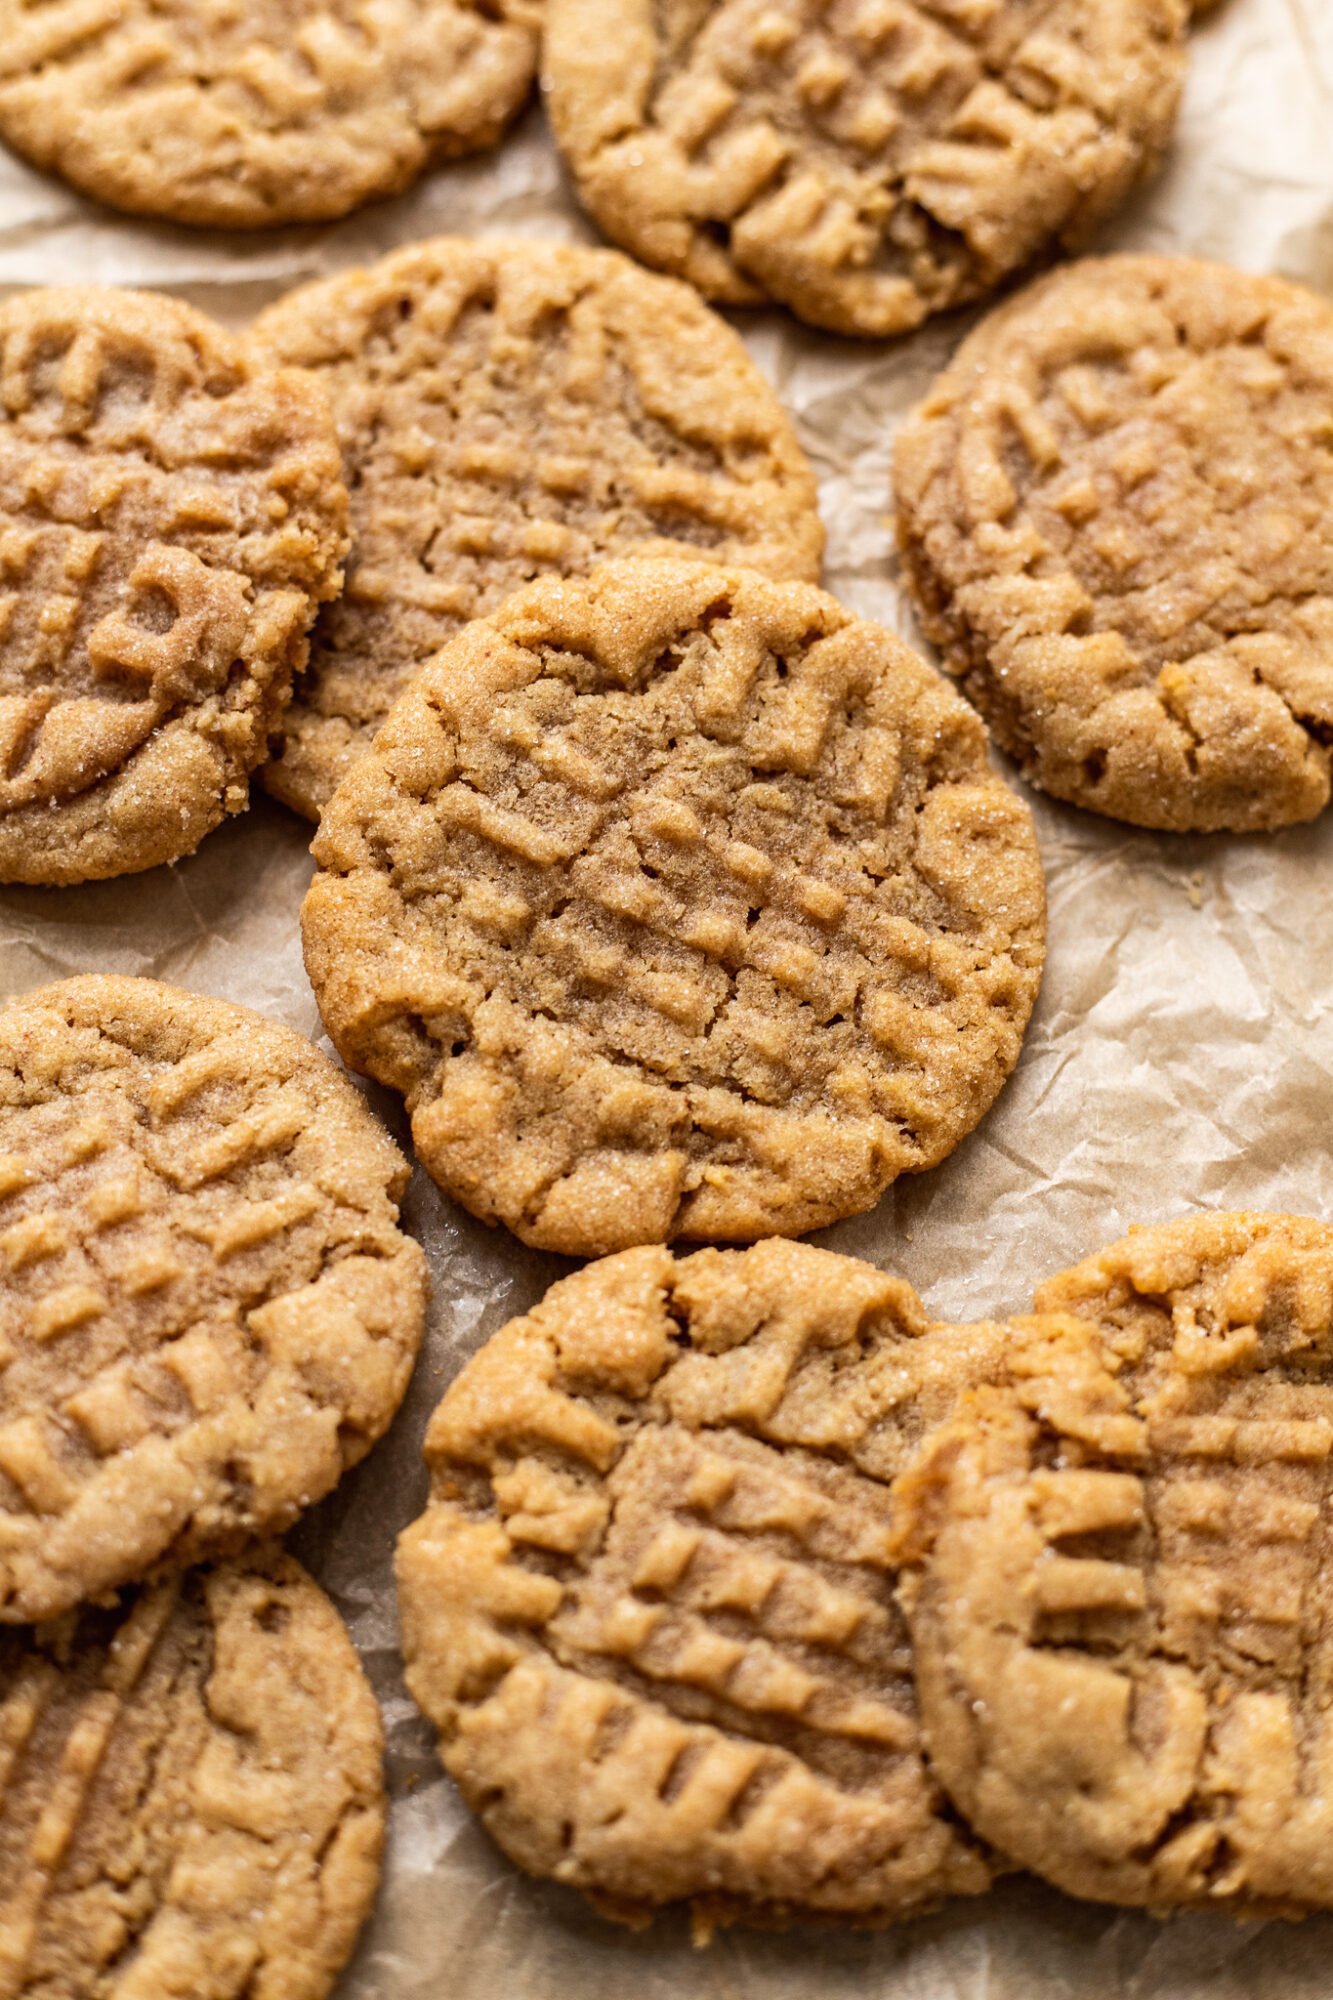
[543,0,1186,338]
[893,1212,1333,1913]
[302,557,1046,1258]
[0,976,427,1624]
[252,238,824,819]
[895,256,1333,832]
[0,287,346,885]
[0,0,540,227]
[398,1238,1011,1928]
[0,1546,385,1999]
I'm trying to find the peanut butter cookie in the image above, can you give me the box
[893,1211,1333,1912]
[0,287,346,885]
[0,1547,385,1999]
[896,256,1333,831]
[0,0,540,227]
[543,0,1186,337]
[252,238,824,819]
[398,1239,1010,1928]
[0,976,427,1624]
[302,557,1045,1258]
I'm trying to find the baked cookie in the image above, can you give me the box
[0,0,540,228]
[543,0,1186,338]
[252,238,824,819]
[302,557,1045,1258]
[0,287,346,885]
[0,1546,384,1999]
[895,256,1333,832]
[398,1238,1011,1928]
[893,1211,1333,1912]
[0,976,427,1624]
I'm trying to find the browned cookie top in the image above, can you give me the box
[0,287,346,884]
[398,1239,1011,1927]
[544,0,1186,337]
[253,238,824,819]
[896,256,1333,832]
[893,1212,1333,1912]
[0,0,540,227]
[0,977,427,1624]
[0,1548,385,1999]
[302,557,1045,1258]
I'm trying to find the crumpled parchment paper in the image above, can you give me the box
[4,2,1333,1989]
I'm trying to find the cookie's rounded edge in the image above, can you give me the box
[252,235,826,824]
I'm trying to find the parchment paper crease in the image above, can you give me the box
[3,3,1333,1990]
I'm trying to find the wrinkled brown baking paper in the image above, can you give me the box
[4,1,1333,1989]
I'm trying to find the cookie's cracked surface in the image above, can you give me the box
[896,256,1333,831]
[543,0,1186,337]
[302,557,1045,1257]
[0,976,427,1623]
[0,0,540,227]
[253,238,824,819]
[398,1238,1011,1927]
[0,1547,384,1999]
[893,1212,1333,1911]
[0,287,346,884]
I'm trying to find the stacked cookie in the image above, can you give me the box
[0,976,427,1994]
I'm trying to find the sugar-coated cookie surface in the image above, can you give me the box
[0,1548,385,1999]
[253,238,824,818]
[0,977,427,1624]
[896,256,1333,831]
[398,1239,1012,1927]
[893,1212,1333,1911]
[0,0,540,227]
[302,557,1045,1258]
[544,0,1186,336]
[0,287,346,884]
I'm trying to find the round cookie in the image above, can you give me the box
[0,287,346,885]
[0,976,427,1624]
[895,256,1333,832]
[892,1212,1333,1912]
[301,556,1046,1258]
[0,0,540,228]
[0,1546,384,1999]
[252,238,825,820]
[397,1238,1012,1927]
[543,0,1186,338]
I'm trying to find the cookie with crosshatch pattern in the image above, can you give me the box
[895,256,1333,831]
[252,236,824,820]
[0,286,346,884]
[0,1546,384,1999]
[397,1238,1012,1928]
[892,1212,1333,1912]
[0,976,426,1624]
[0,0,540,228]
[543,0,1186,337]
[301,556,1046,1258]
